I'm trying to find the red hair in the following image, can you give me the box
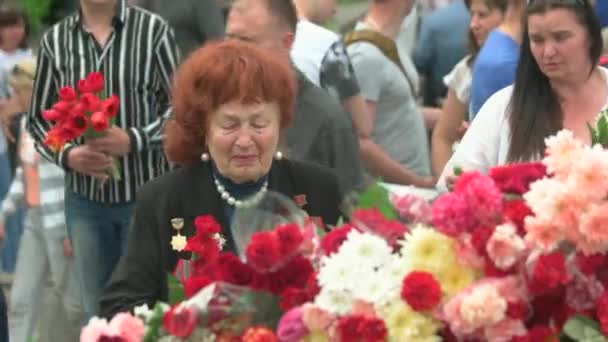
[164,39,297,165]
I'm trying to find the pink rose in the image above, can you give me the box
[109,313,145,342]
[80,318,110,342]
[277,307,309,342]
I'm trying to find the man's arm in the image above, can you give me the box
[129,22,180,152]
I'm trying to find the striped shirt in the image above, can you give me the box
[27,0,179,204]
[1,118,66,235]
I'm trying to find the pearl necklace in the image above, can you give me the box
[214,178,269,208]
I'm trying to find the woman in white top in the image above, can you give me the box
[438,0,606,190]
[431,0,507,176]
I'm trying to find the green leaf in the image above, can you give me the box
[143,303,166,342]
[356,181,397,220]
[453,166,463,176]
[562,315,607,342]
[167,273,185,305]
[598,115,608,146]
[588,122,599,146]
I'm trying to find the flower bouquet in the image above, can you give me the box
[41,71,121,179]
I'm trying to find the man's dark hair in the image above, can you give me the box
[265,0,298,32]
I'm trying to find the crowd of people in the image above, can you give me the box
[0,0,603,340]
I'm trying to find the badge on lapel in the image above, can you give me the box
[170,218,187,252]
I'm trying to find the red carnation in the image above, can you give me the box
[275,223,303,257]
[506,301,529,320]
[101,94,119,118]
[185,235,220,264]
[86,71,105,93]
[80,92,101,112]
[359,317,388,342]
[246,231,281,273]
[320,224,355,255]
[336,315,366,342]
[374,219,408,248]
[268,255,314,294]
[52,100,73,114]
[58,86,77,102]
[597,291,608,336]
[163,305,198,338]
[351,208,387,231]
[503,200,533,235]
[510,325,555,342]
[305,272,320,298]
[90,111,109,132]
[279,287,309,311]
[489,162,546,195]
[217,253,255,287]
[184,275,213,298]
[194,215,221,235]
[471,226,493,257]
[576,252,606,276]
[401,271,441,311]
[529,252,569,295]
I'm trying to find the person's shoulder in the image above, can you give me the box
[127,4,172,31]
[297,75,344,116]
[137,163,200,202]
[298,20,339,43]
[477,85,513,119]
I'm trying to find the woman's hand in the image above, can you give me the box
[63,237,73,258]
[416,175,438,189]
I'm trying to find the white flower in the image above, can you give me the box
[314,288,354,315]
[338,230,393,268]
[133,304,154,321]
[459,284,507,332]
[352,271,394,307]
[318,253,368,291]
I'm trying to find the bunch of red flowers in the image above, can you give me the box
[41,71,119,152]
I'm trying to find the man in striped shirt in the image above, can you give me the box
[27,0,179,319]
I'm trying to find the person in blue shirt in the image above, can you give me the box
[596,0,608,28]
[414,0,470,107]
[469,0,526,119]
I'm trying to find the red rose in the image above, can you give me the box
[597,291,608,336]
[503,200,533,235]
[86,71,105,93]
[80,93,101,112]
[194,215,221,235]
[42,109,63,122]
[506,301,528,320]
[58,86,77,102]
[400,271,441,311]
[374,220,408,248]
[184,275,213,298]
[489,162,546,195]
[101,94,120,118]
[52,100,73,113]
[90,111,109,132]
[246,231,281,273]
[336,315,365,342]
[279,287,309,311]
[275,223,304,257]
[576,252,606,276]
[241,326,278,342]
[217,253,255,286]
[184,236,220,263]
[529,252,569,295]
[359,317,388,342]
[162,305,198,338]
[320,224,355,255]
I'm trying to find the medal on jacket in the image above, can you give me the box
[170,218,187,252]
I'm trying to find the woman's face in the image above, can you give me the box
[528,8,592,81]
[0,21,25,51]
[469,0,505,45]
[206,101,281,184]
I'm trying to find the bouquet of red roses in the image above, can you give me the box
[41,71,121,179]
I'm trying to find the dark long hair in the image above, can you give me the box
[506,0,602,162]
[465,0,509,66]
[0,7,29,50]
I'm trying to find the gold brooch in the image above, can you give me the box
[170,218,187,252]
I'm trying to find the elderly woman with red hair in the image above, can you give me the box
[99,40,342,317]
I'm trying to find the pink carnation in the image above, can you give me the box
[486,223,526,270]
[80,313,144,342]
[579,203,608,247]
[80,318,110,342]
[565,273,605,312]
[567,146,608,200]
[390,193,432,224]
[543,130,583,178]
[277,307,309,342]
[432,192,473,236]
[524,216,563,251]
[301,304,336,332]
[455,171,503,226]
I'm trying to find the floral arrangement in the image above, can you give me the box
[81,128,608,341]
[41,71,121,178]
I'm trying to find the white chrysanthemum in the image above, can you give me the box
[383,254,409,285]
[352,271,395,307]
[314,288,354,315]
[338,230,393,268]
[318,253,368,291]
